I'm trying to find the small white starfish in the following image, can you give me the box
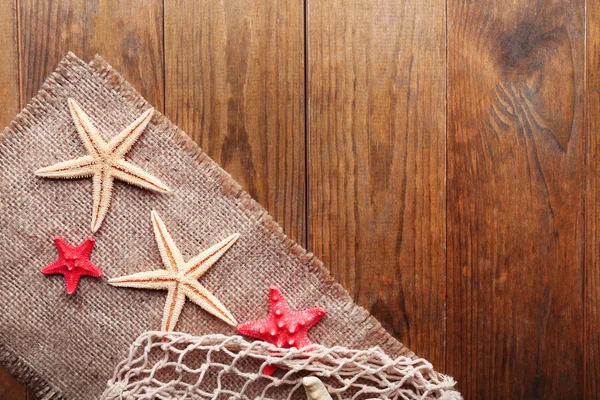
[108,210,239,331]
[35,99,170,232]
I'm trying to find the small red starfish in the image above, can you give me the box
[41,237,102,295]
[237,286,326,375]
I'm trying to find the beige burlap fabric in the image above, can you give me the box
[0,53,453,399]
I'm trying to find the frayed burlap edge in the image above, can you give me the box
[0,52,424,398]
[0,54,82,400]
[0,341,64,400]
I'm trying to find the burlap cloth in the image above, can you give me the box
[0,53,447,399]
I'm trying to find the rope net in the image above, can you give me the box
[103,332,461,400]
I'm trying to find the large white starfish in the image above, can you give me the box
[35,98,170,232]
[108,211,239,331]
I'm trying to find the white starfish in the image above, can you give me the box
[108,211,239,331]
[35,98,170,232]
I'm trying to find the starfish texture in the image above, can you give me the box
[41,237,102,295]
[108,211,239,331]
[35,98,170,232]
[237,287,326,349]
[237,287,326,375]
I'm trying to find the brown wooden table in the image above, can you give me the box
[0,0,597,399]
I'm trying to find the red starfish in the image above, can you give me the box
[41,237,102,295]
[237,286,326,375]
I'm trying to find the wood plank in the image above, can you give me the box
[19,0,164,110]
[307,0,447,368]
[587,0,600,397]
[0,1,29,398]
[164,0,306,245]
[446,0,585,398]
[0,0,19,127]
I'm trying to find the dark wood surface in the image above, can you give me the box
[164,0,306,245]
[587,0,600,396]
[447,0,585,398]
[0,0,596,399]
[307,0,447,371]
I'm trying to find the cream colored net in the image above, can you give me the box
[102,332,461,400]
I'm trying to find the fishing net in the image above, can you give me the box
[103,332,461,400]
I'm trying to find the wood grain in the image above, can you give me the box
[19,0,164,110]
[447,0,585,398]
[586,0,600,397]
[0,1,30,398]
[2,0,600,399]
[307,0,447,368]
[0,0,19,127]
[164,0,306,245]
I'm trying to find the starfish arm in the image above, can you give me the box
[296,308,327,329]
[108,269,174,290]
[53,237,72,257]
[64,270,85,295]
[35,155,96,179]
[262,364,278,376]
[68,98,106,156]
[40,260,64,275]
[150,211,185,273]
[293,334,313,349]
[237,318,273,342]
[77,260,103,278]
[160,283,187,332]
[90,171,115,233]
[106,108,155,158]
[180,278,238,326]
[76,238,96,259]
[112,160,170,193]
[184,233,240,279]
[268,287,291,317]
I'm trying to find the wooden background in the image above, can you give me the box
[0,0,597,399]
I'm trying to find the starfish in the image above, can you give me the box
[41,237,102,295]
[35,98,170,233]
[108,210,239,331]
[237,287,326,374]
